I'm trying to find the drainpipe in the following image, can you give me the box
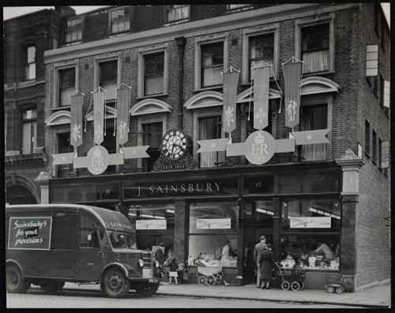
[175,36,186,129]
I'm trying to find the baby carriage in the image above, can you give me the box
[273,262,306,291]
[196,265,223,286]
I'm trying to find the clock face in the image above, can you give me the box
[162,130,188,160]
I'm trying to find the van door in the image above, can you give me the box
[77,214,104,282]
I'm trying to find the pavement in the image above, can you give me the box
[62,281,391,308]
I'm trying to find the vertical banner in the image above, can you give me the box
[93,90,105,145]
[117,86,131,145]
[222,70,239,133]
[283,61,302,129]
[253,66,270,130]
[70,93,84,148]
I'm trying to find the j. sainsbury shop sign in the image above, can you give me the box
[124,182,222,197]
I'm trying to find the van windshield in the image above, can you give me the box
[108,230,136,249]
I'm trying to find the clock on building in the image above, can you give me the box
[161,129,189,160]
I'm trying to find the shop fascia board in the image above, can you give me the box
[44,3,358,65]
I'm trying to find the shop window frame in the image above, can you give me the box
[295,14,335,75]
[138,44,169,98]
[242,23,279,84]
[194,34,229,91]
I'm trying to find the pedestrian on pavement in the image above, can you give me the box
[154,242,166,278]
[164,249,179,284]
[260,244,273,289]
[253,235,268,288]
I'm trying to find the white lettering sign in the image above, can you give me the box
[196,218,231,229]
[290,217,331,228]
[136,219,167,230]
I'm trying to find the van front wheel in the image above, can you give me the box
[103,268,130,298]
[6,265,30,293]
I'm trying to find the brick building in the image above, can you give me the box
[39,4,390,290]
[4,6,76,204]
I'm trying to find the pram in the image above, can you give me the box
[197,265,223,286]
[273,262,306,291]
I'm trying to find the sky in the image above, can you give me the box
[3,4,391,27]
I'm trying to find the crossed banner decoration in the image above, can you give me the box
[52,84,149,175]
[197,60,330,165]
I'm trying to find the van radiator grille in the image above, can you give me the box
[142,251,152,268]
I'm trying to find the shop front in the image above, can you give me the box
[48,161,343,288]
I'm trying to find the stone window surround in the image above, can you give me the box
[194,33,229,91]
[295,13,335,75]
[52,61,79,109]
[93,53,122,94]
[137,43,169,99]
[241,23,280,84]
[135,114,168,169]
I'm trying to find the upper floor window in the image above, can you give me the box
[300,103,328,161]
[25,46,36,80]
[201,42,224,88]
[165,5,190,24]
[110,7,131,35]
[142,122,163,172]
[249,33,274,81]
[199,116,224,167]
[58,68,76,107]
[372,129,377,164]
[99,60,118,101]
[144,52,165,96]
[227,4,253,12]
[57,131,72,177]
[301,23,330,74]
[65,17,82,43]
[22,108,37,155]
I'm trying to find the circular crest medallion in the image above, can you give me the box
[87,145,110,175]
[244,131,276,165]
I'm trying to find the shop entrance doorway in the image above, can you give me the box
[243,200,274,284]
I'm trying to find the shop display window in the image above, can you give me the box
[279,234,340,271]
[282,198,341,231]
[188,202,238,268]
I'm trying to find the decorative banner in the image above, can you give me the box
[292,129,330,145]
[136,219,167,230]
[244,131,276,165]
[196,218,231,229]
[222,70,239,133]
[226,142,245,157]
[8,216,52,250]
[290,217,331,229]
[253,66,271,130]
[70,93,84,148]
[197,138,229,153]
[275,138,296,153]
[117,86,131,145]
[86,145,110,175]
[52,152,75,165]
[93,90,105,144]
[122,146,150,158]
[283,61,302,128]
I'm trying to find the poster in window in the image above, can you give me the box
[136,219,167,230]
[196,218,231,229]
[290,217,331,228]
[8,217,52,250]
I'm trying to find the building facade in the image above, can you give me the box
[4,6,76,204]
[38,4,390,290]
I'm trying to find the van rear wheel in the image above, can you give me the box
[40,281,65,294]
[6,265,30,293]
[103,268,130,298]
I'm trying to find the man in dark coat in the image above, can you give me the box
[260,245,273,289]
[154,242,165,277]
[253,235,268,288]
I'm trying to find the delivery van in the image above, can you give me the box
[6,204,160,298]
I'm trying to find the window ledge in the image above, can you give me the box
[164,19,190,26]
[109,31,131,38]
[52,106,71,111]
[194,86,223,93]
[63,41,83,47]
[136,93,169,101]
[302,70,335,77]
[5,152,46,165]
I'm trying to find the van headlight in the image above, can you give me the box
[138,259,144,268]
